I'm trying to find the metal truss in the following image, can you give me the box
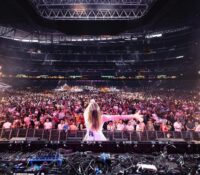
[0,26,15,37]
[29,0,156,20]
[33,0,155,5]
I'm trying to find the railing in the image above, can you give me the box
[0,128,199,142]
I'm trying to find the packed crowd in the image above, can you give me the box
[0,89,200,132]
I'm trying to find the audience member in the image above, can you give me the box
[0,89,199,133]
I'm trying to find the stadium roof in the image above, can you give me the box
[0,0,199,35]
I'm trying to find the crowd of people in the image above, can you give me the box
[0,89,200,133]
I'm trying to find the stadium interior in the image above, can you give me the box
[0,0,200,174]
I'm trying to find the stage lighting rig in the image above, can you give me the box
[29,0,157,20]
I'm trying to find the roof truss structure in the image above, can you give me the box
[29,0,156,20]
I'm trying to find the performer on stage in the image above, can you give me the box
[83,99,143,141]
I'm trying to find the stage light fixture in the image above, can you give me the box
[145,33,162,39]
[176,56,184,59]
[29,0,157,20]
[73,4,87,13]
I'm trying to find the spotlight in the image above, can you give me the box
[198,70,200,75]
[74,4,86,13]
[63,144,66,147]
[28,143,31,147]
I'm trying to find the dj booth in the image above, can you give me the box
[0,128,200,153]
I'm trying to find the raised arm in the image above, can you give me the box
[102,111,143,123]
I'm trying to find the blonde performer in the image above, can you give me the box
[83,99,143,141]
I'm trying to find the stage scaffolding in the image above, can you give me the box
[29,0,156,20]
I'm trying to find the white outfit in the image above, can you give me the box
[83,125,107,141]
[83,102,143,141]
[174,122,182,132]
[195,125,200,132]
[83,102,108,141]
[83,115,107,141]
[83,114,141,141]
[126,125,135,131]
[3,122,12,129]
[136,123,145,132]
[116,123,125,131]
[58,123,64,130]
[107,124,115,131]
[44,122,53,130]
